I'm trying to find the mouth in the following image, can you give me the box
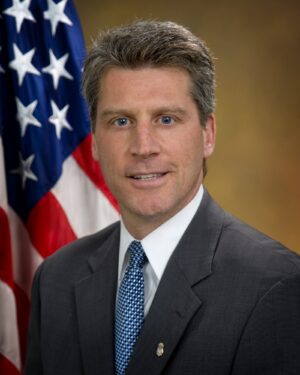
[130,173,166,180]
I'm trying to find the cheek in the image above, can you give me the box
[98,150,116,173]
[180,133,204,165]
[96,141,124,187]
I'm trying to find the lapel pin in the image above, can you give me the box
[156,342,165,357]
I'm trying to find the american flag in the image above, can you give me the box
[0,0,119,373]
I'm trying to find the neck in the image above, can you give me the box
[121,214,167,240]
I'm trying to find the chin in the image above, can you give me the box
[129,199,179,222]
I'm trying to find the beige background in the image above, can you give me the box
[74,0,300,253]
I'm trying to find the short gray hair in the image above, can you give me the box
[82,20,215,131]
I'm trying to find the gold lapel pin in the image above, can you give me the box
[156,342,165,357]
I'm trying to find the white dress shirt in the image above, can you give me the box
[118,185,204,316]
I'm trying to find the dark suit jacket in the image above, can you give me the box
[25,190,300,375]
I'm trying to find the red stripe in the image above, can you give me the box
[26,192,77,258]
[72,134,119,211]
[0,207,14,289]
[0,354,20,375]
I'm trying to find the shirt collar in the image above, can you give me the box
[119,184,204,282]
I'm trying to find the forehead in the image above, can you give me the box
[98,66,194,106]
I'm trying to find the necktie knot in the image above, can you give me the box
[128,240,147,269]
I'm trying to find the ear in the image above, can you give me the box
[203,113,216,158]
[91,134,99,161]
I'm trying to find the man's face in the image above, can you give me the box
[93,67,215,238]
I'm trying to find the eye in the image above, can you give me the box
[159,115,174,126]
[113,117,129,127]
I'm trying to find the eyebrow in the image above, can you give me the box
[155,106,187,116]
[98,109,131,119]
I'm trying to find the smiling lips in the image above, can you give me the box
[129,173,167,180]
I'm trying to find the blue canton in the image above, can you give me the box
[115,241,148,375]
[0,0,90,222]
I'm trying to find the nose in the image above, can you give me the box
[129,122,160,158]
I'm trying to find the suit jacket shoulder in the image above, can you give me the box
[39,220,121,282]
[218,207,300,278]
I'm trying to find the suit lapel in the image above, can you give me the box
[127,190,225,375]
[74,225,120,375]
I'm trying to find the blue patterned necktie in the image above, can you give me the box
[115,241,148,375]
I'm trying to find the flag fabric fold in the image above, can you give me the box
[0,1,119,373]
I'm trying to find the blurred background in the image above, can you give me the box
[74,0,300,253]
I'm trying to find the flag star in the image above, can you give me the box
[16,97,41,136]
[49,100,73,139]
[9,43,40,85]
[3,0,35,33]
[11,152,38,189]
[0,47,4,73]
[43,0,73,36]
[42,50,73,89]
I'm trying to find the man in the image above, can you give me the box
[25,21,300,375]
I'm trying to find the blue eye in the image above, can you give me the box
[160,116,174,125]
[113,117,129,127]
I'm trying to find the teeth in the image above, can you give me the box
[133,174,162,180]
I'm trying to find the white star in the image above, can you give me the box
[42,50,73,89]
[9,43,40,85]
[3,0,35,33]
[0,47,5,73]
[16,97,41,136]
[43,0,73,36]
[49,100,72,139]
[11,152,38,189]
